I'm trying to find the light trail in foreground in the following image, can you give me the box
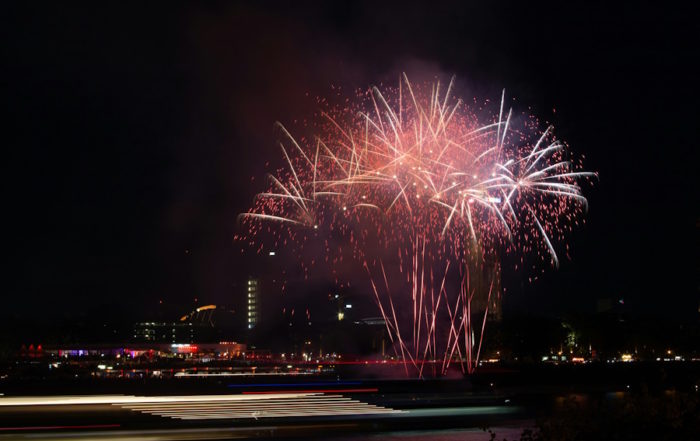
[239,74,595,376]
[0,393,315,406]
[0,393,401,421]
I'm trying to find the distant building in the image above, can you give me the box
[133,321,218,344]
[247,278,260,329]
[133,304,238,344]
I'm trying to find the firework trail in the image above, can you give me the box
[238,74,595,376]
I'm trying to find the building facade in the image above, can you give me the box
[247,278,260,329]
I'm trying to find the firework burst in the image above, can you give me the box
[238,74,595,376]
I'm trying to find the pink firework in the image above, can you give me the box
[238,74,595,376]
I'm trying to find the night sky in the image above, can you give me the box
[4,2,697,322]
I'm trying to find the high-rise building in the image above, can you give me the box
[247,278,260,329]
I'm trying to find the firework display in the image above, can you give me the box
[238,74,594,376]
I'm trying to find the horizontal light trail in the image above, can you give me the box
[227,381,362,388]
[0,393,400,421]
[150,409,399,420]
[143,405,388,413]
[0,424,120,432]
[172,412,396,420]
[173,406,391,412]
[147,406,389,413]
[124,398,357,409]
[114,392,401,420]
[132,403,383,412]
[242,388,378,394]
[0,393,315,407]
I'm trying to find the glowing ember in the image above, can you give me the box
[238,74,595,376]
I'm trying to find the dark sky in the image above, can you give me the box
[4,1,697,321]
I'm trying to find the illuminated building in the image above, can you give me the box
[133,305,237,344]
[247,278,260,329]
[133,322,211,343]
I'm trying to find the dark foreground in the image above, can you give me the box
[1,363,699,440]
